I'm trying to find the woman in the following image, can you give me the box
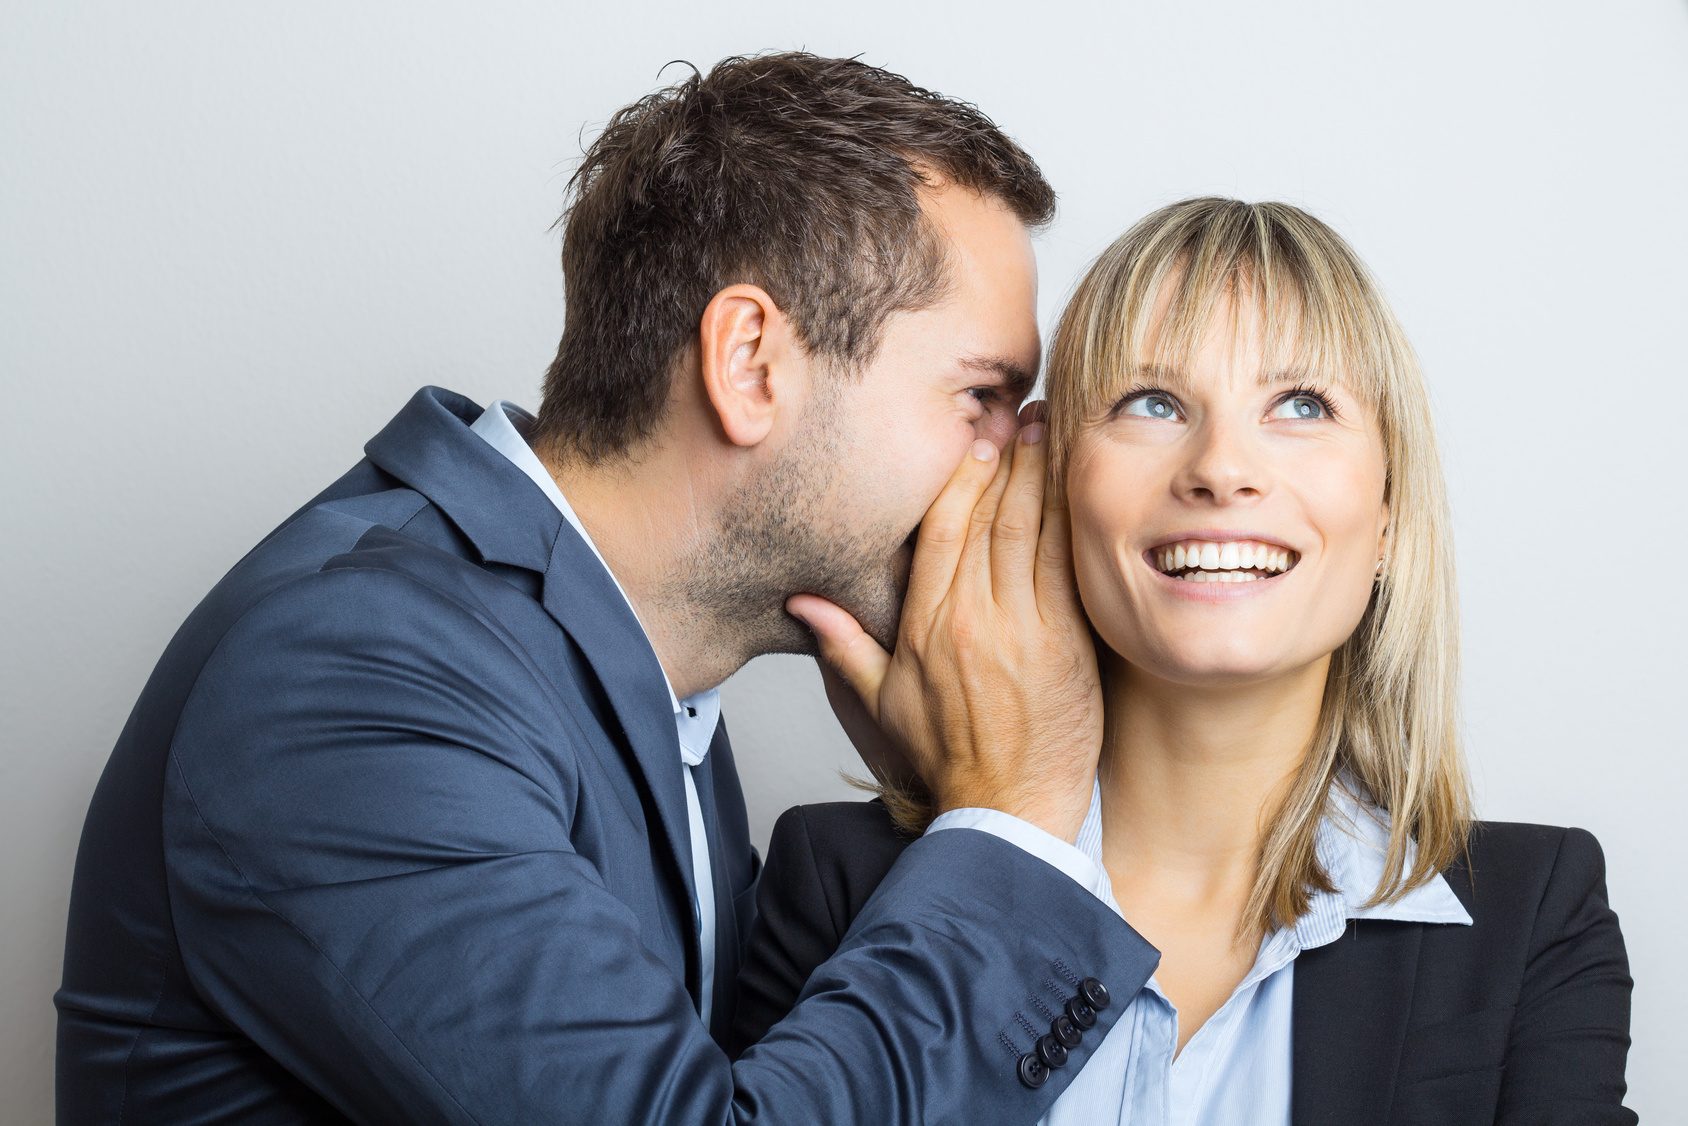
[730,199,1633,1123]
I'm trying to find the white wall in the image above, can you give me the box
[3,2,1683,1120]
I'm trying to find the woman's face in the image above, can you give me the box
[1066,293,1390,687]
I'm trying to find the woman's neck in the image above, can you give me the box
[1096,655,1332,1052]
[1097,654,1329,904]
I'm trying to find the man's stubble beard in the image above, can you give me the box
[673,405,912,664]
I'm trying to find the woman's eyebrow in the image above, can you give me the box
[1120,363,1199,395]
[1257,366,1330,387]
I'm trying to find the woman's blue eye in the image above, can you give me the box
[1271,394,1329,420]
[1123,394,1179,420]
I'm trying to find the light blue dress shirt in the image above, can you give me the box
[470,401,724,1025]
[1007,780,1474,1126]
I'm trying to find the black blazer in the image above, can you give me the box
[730,800,1635,1125]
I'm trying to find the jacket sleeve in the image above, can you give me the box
[164,566,1158,1126]
[1495,828,1636,1125]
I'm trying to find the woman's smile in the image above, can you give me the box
[1146,536,1299,583]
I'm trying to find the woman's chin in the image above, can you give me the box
[1108,639,1319,690]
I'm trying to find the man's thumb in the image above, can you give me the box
[786,593,891,715]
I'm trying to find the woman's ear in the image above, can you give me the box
[1375,502,1393,579]
[697,284,798,449]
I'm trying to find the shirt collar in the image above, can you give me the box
[1292,781,1473,948]
[470,400,719,765]
[1072,774,1472,950]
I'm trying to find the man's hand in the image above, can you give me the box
[788,417,1103,843]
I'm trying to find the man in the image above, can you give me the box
[56,53,1156,1123]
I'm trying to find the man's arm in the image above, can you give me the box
[165,566,1154,1125]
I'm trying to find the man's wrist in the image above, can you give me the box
[924,802,1108,900]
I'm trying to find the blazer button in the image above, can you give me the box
[1079,977,1111,1011]
[1050,1013,1082,1049]
[1035,1034,1069,1069]
[1064,996,1097,1030]
[1017,1053,1049,1089]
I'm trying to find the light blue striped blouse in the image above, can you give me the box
[1039,782,1473,1126]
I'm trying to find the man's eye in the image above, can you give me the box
[1122,393,1180,420]
[1269,394,1331,420]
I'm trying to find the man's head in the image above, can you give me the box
[535,53,1052,661]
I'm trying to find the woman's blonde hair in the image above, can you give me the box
[873,198,1472,935]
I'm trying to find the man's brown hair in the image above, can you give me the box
[534,52,1056,462]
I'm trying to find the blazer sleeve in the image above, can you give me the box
[164,566,1159,1126]
[1496,828,1635,1124]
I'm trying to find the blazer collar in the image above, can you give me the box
[364,387,702,961]
[365,387,564,572]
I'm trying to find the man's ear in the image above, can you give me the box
[697,284,800,449]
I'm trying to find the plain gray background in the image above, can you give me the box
[3,2,1684,1121]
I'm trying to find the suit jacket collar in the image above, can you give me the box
[364,387,703,986]
[365,386,564,572]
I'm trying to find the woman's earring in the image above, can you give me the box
[1375,557,1387,579]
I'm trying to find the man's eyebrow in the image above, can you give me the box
[958,354,1038,398]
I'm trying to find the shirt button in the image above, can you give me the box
[1018,1053,1049,1089]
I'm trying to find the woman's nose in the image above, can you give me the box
[1175,421,1267,505]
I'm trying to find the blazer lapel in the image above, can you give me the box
[366,387,703,998]
[689,726,742,1042]
[1293,920,1422,1126]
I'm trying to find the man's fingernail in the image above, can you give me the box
[1020,423,1045,445]
[971,439,997,461]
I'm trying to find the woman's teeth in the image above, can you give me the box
[1154,540,1296,583]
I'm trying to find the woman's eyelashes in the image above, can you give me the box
[1117,389,1183,421]
[1112,383,1341,424]
[1267,385,1339,421]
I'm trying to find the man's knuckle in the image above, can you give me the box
[995,512,1036,540]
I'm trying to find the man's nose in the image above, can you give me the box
[975,400,1041,452]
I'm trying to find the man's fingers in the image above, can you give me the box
[989,422,1048,606]
[903,439,1002,627]
[786,594,892,718]
[952,434,1016,597]
[1033,470,1081,616]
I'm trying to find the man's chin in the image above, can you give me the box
[768,611,824,658]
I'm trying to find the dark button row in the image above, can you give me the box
[1017,977,1111,1089]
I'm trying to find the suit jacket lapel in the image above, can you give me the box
[689,725,741,1042]
[1293,920,1422,1126]
[531,506,704,1014]
[365,388,703,995]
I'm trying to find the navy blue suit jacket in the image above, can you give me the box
[56,387,1159,1125]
